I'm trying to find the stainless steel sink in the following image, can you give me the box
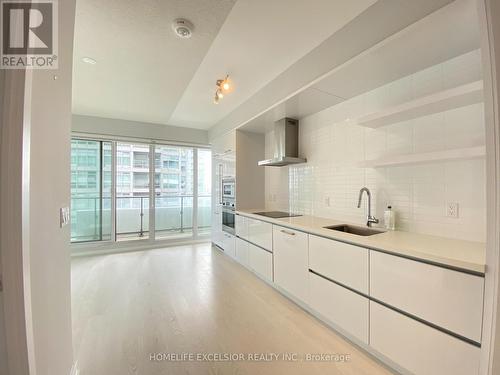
[323,224,385,236]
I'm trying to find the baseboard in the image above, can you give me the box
[71,238,210,257]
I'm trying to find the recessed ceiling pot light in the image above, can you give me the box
[172,18,194,39]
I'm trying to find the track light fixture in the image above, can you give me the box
[213,75,232,104]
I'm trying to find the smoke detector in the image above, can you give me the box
[172,19,194,39]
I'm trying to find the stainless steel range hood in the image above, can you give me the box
[258,118,306,167]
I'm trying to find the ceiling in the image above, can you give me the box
[72,0,237,124]
[240,0,480,133]
[72,0,376,129]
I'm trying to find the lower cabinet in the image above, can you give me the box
[309,272,369,344]
[370,301,480,375]
[248,242,273,282]
[273,225,309,303]
[212,211,224,248]
[370,251,484,343]
[235,237,250,268]
[247,218,273,251]
[222,232,236,258]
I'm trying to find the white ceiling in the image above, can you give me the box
[72,0,237,124]
[72,0,376,129]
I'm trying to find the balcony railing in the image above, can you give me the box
[70,195,211,242]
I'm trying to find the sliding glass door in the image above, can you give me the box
[115,142,150,241]
[70,137,211,244]
[197,149,212,236]
[70,139,112,242]
[154,145,194,239]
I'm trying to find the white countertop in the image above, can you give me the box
[236,209,486,275]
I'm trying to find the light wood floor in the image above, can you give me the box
[71,243,394,375]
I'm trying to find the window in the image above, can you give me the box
[163,160,179,169]
[133,151,149,169]
[117,151,130,167]
[71,138,211,244]
[133,172,149,189]
[162,173,179,190]
[117,172,131,189]
[70,139,112,243]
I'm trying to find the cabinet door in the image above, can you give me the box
[370,301,480,375]
[370,251,484,342]
[248,243,273,282]
[222,233,236,258]
[309,272,369,344]
[235,215,248,239]
[273,226,309,303]
[309,235,368,294]
[235,238,249,267]
[247,218,273,251]
[211,211,223,248]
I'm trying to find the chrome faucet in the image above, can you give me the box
[357,187,379,227]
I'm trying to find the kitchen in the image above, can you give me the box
[211,0,488,373]
[2,0,500,375]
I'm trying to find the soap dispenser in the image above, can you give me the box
[384,205,396,230]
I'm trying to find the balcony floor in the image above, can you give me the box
[71,243,393,375]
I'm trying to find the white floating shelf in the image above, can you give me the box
[360,146,486,168]
[357,81,484,128]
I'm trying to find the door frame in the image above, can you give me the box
[478,1,500,374]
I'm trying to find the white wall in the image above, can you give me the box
[72,114,209,145]
[26,1,76,374]
[266,50,486,242]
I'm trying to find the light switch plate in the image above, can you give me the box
[60,207,70,227]
[446,202,459,218]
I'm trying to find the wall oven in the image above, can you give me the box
[222,206,235,235]
[221,177,235,234]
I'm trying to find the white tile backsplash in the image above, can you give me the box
[265,50,486,242]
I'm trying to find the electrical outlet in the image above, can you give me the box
[446,202,459,218]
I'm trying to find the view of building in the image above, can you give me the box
[70,139,211,242]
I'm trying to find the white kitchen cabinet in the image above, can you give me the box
[273,225,309,303]
[309,272,369,344]
[370,301,480,375]
[235,214,248,240]
[222,232,236,258]
[370,251,484,342]
[309,235,369,294]
[235,237,250,268]
[247,218,273,251]
[248,242,273,282]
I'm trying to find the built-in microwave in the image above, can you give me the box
[222,177,235,199]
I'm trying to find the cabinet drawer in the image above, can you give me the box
[248,242,273,282]
[235,215,248,239]
[370,301,480,375]
[370,251,484,343]
[309,272,369,344]
[247,218,273,251]
[273,226,309,303]
[235,238,249,268]
[309,235,368,294]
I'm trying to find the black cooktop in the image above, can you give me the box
[252,211,302,219]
